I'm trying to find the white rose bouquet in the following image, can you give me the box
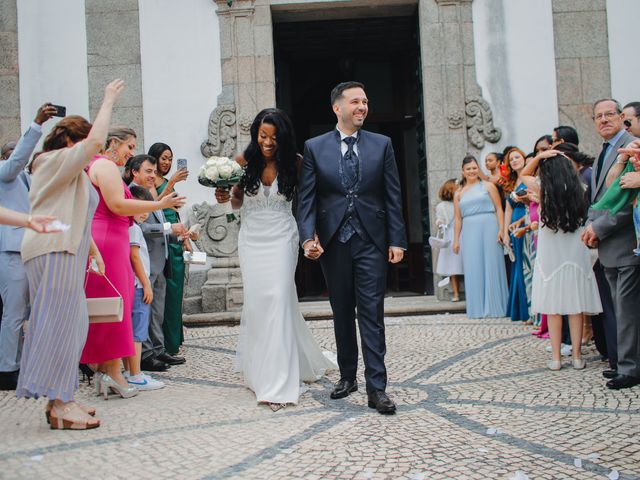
[198,156,244,222]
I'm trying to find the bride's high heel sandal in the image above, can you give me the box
[45,401,96,424]
[268,403,287,412]
[49,402,100,430]
[94,371,104,396]
[98,373,138,400]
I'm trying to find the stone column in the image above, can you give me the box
[0,0,20,146]
[85,0,144,138]
[419,0,501,299]
[552,0,611,155]
[202,0,276,158]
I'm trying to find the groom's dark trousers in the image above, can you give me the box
[298,129,407,394]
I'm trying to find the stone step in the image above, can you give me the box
[183,296,203,316]
[183,295,466,327]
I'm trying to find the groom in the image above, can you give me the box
[297,81,407,414]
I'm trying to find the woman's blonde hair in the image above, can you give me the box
[105,126,136,151]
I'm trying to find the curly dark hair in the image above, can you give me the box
[239,108,298,201]
[538,154,588,233]
[554,142,594,168]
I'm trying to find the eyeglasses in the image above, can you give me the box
[624,119,632,128]
[593,111,619,122]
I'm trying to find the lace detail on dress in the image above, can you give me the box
[241,177,293,218]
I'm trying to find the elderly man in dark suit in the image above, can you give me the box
[583,98,640,389]
[297,81,407,413]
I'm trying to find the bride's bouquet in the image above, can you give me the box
[198,156,243,222]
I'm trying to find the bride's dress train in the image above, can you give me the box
[235,179,336,404]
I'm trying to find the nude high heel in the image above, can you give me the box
[99,373,138,399]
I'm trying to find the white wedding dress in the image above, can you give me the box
[235,178,337,404]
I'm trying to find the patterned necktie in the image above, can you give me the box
[595,141,609,186]
[343,136,358,187]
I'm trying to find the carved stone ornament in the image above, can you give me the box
[201,104,237,158]
[189,202,240,258]
[447,110,464,129]
[465,96,502,149]
[238,115,253,134]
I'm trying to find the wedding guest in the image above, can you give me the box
[583,98,640,389]
[453,155,508,318]
[0,103,56,391]
[552,125,580,147]
[129,155,187,371]
[148,142,189,356]
[434,179,463,301]
[503,147,530,321]
[124,185,165,391]
[216,108,335,410]
[533,134,552,154]
[81,134,184,398]
[522,150,602,370]
[622,102,640,137]
[16,79,124,430]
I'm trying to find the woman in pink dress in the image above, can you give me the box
[80,128,184,398]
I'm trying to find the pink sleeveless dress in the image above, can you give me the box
[80,158,136,363]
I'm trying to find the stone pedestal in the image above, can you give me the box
[201,257,243,312]
[184,200,244,314]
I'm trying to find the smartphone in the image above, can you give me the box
[51,104,66,117]
[515,189,528,197]
[177,158,188,171]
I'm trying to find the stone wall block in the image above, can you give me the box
[253,25,274,56]
[442,22,463,65]
[552,0,605,13]
[0,1,16,31]
[85,0,138,13]
[555,58,582,105]
[463,65,480,97]
[254,55,274,83]
[219,18,234,59]
[235,15,254,57]
[460,22,475,66]
[200,285,227,313]
[553,11,609,59]
[86,11,141,66]
[0,33,18,75]
[88,64,143,110]
[109,106,144,137]
[253,5,271,27]
[222,57,238,85]
[440,4,459,23]
[255,81,276,111]
[0,117,20,145]
[421,24,443,67]
[422,67,446,135]
[443,64,464,109]
[420,0,440,25]
[425,134,449,171]
[580,56,611,104]
[0,75,19,117]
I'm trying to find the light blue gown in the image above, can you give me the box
[459,182,508,318]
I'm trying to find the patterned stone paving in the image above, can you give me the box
[0,314,639,479]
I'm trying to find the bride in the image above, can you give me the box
[215,108,336,410]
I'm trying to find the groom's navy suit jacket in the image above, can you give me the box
[298,129,407,253]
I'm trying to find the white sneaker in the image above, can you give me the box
[127,373,165,391]
[545,344,572,356]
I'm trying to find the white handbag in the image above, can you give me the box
[84,269,124,324]
[428,224,451,249]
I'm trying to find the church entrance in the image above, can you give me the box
[272,6,432,299]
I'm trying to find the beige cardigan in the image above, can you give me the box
[21,141,94,263]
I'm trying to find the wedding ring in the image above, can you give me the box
[313,242,317,248]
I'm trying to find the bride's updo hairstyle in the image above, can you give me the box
[42,115,92,152]
[239,108,298,201]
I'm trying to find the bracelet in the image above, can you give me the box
[25,214,33,228]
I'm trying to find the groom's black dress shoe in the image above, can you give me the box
[0,370,18,391]
[140,357,169,372]
[368,391,396,414]
[606,374,640,390]
[602,369,618,379]
[330,379,358,399]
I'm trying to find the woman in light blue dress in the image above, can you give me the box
[453,155,509,318]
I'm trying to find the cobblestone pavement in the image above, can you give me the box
[1,314,639,480]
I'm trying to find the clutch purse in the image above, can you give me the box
[84,269,124,324]
[183,251,207,264]
[428,225,451,249]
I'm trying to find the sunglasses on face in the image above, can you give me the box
[624,119,632,128]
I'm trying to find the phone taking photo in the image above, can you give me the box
[51,104,66,117]
[177,158,188,171]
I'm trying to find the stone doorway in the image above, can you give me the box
[272,9,428,297]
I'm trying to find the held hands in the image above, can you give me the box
[171,223,187,237]
[34,103,57,125]
[620,171,640,189]
[303,235,324,260]
[581,224,599,248]
[388,247,404,264]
